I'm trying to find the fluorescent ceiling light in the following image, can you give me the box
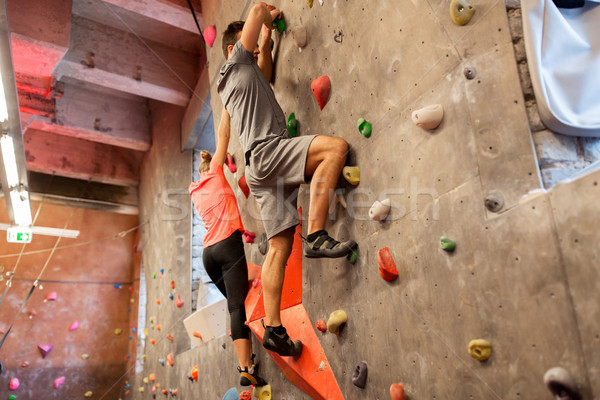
[1,134,18,187]
[10,188,32,226]
[0,222,80,238]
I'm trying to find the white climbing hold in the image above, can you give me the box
[369,199,391,221]
[411,104,444,130]
[291,26,307,48]
[319,361,326,371]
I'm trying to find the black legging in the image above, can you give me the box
[202,230,251,341]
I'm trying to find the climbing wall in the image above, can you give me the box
[127,0,600,399]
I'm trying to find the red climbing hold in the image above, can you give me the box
[390,383,406,400]
[204,25,216,48]
[45,291,58,301]
[38,344,54,358]
[226,153,237,173]
[311,75,331,110]
[238,176,250,198]
[242,230,256,244]
[176,295,184,308]
[54,376,66,389]
[316,319,327,333]
[170,280,175,290]
[239,390,252,400]
[377,247,398,282]
[9,378,19,390]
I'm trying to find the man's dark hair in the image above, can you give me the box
[222,21,245,58]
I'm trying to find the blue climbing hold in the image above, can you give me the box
[160,268,164,275]
[114,283,121,289]
[132,328,136,333]
[222,387,238,400]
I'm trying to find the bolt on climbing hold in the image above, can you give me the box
[369,199,391,221]
[156,299,161,305]
[9,378,19,390]
[468,339,492,361]
[152,273,156,279]
[352,361,368,389]
[115,328,123,335]
[291,26,307,48]
[21,361,29,367]
[167,352,174,366]
[139,386,144,393]
[239,175,250,198]
[378,247,399,282]
[45,291,57,301]
[440,236,456,252]
[166,334,174,341]
[347,248,358,264]
[81,353,89,360]
[252,278,261,288]
[193,331,203,340]
[253,384,271,400]
[357,118,372,138]
[390,383,406,400]
[306,0,313,7]
[84,391,93,397]
[149,373,156,382]
[412,104,444,130]
[342,166,360,185]
[190,365,199,381]
[326,310,348,335]
[258,233,268,255]
[8,395,16,400]
[544,367,580,400]
[170,280,175,289]
[318,361,326,371]
[150,339,156,345]
[272,15,285,33]
[311,76,331,110]
[204,25,217,48]
[158,358,165,366]
[38,344,53,358]
[464,66,477,80]
[287,113,298,137]
[222,387,238,400]
[450,0,475,25]
[316,319,327,332]
[485,191,504,213]
[175,295,184,308]
[170,388,178,396]
[225,153,237,173]
[333,30,344,43]
[54,376,66,389]
[243,230,256,243]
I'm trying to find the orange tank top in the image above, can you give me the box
[189,160,244,248]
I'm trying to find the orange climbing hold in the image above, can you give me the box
[239,390,252,400]
[150,339,156,345]
[170,280,175,289]
[149,373,156,382]
[162,389,169,395]
[166,334,174,341]
[176,295,184,308]
[156,299,161,304]
[193,331,203,340]
[311,76,331,110]
[239,176,250,198]
[390,383,406,400]
[191,365,199,381]
[156,324,162,331]
[167,352,174,366]
[377,247,398,282]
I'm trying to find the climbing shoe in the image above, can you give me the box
[303,231,357,259]
[238,364,267,387]
[262,325,303,358]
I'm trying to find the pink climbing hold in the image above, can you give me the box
[225,153,237,173]
[316,319,327,333]
[238,176,250,198]
[252,278,261,288]
[9,378,20,390]
[242,230,256,244]
[311,75,331,110]
[377,247,398,282]
[54,376,66,389]
[390,383,406,400]
[38,344,54,358]
[45,291,58,301]
[204,25,217,48]
[69,321,79,331]
[176,294,184,308]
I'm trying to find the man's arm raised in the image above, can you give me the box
[240,3,279,53]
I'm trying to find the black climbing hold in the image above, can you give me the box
[464,67,477,80]
[258,233,268,255]
[334,30,344,43]
[352,361,368,389]
[484,191,504,213]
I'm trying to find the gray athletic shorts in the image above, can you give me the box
[245,134,317,239]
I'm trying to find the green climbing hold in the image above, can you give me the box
[9,395,16,400]
[347,248,358,264]
[152,273,156,279]
[273,15,285,33]
[450,0,476,25]
[287,113,298,137]
[357,118,371,138]
[440,236,456,252]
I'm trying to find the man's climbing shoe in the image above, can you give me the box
[262,325,303,358]
[303,231,357,259]
[238,364,267,387]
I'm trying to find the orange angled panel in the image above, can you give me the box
[248,304,344,400]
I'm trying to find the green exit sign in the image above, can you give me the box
[7,227,33,243]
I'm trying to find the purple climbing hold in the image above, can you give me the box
[352,361,368,389]
[38,344,54,358]
[54,376,66,389]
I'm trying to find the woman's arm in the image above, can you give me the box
[212,108,231,167]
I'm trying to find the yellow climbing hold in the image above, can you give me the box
[253,384,272,400]
[468,339,492,361]
[342,166,360,185]
[115,328,123,335]
[326,310,348,336]
[81,353,89,360]
[139,386,145,393]
[306,0,313,7]
[450,0,475,25]
[143,377,149,384]
[84,391,93,397]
